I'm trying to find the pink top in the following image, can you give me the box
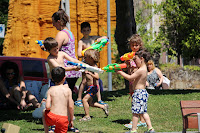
[61,29,82,78]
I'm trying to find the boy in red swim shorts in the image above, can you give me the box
[42,67,74,133]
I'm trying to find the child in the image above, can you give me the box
[79,49,108,121]
[44,37,83,85]
[44,37,81,132]
[75,22,107,107]
[124,34,147,129]
[42,67,74,133]
[116,49,155,133]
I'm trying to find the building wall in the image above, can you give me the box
[3,0,116,68]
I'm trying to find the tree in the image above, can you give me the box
[115,0,136,57]
[158,0,200,64]
[114,0,136,89]
[0,0,9,55]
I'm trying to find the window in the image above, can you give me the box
[45,61,50,79]
[22,60,44,77]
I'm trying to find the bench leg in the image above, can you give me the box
[182,129,186,133]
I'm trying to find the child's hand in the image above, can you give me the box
[85,71,92,75]
[73,66,80,71]
[115,70,122,74]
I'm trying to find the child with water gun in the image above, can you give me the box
[75,22,108,107]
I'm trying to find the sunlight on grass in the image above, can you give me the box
[0,89,200,132]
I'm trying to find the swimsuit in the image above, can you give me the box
[61,29,82,78]
[86,85,99,98]
[45,110,69,133]
[131,89,149,114]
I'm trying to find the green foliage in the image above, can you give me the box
[0,0,9,46]
[184,65,200,72]
[160,63,200,72]
[135,0,163,55]
[158,0,200,63]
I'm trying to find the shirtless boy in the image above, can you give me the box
[42,67,74,133]
[116,49,155,133]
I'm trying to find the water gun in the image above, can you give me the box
[102,63,127,72]
[81,38,109,56]
[67,61,104,74]
[120,51,135,61]
[35,40,44,46]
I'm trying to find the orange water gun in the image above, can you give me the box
[102,63,127,72]
[120,51,135,61]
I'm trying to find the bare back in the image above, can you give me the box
[47,84,71,116]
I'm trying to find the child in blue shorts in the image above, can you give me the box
[79,49,108,121]
[116,49,155,133]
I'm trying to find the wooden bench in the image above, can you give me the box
[180,100,200,133]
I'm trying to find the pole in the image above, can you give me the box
[107,0,112,91]
[65,0,70,30]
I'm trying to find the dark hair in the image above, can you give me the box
[0,61,19,80]
[52,9,69,26]
[81,22,91,30]
[43,37,58,51]
[51,67,65,83]
[135,49,151,63]
[84,49,99,64]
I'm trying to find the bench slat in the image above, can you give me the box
[182,109,200,116]
[181,100,200,108]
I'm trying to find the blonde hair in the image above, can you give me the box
[147,60,155,70]
[84,49,100,64]
[128,34,144,49]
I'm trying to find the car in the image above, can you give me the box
[0,56,50,83]
[0,56,50,101]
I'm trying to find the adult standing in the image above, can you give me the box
[41,9,82,92]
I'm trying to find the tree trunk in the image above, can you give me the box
[115,0,136,57]
[115,0,136,89]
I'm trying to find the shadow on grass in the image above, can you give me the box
[73,88,200,103]
[112,119,131,125]
[0,109,42,123]
[147,89,200,95]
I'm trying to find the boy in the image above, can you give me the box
[43,37,81,132]
[42,67,74,133]
[44,37,82,76]
[79,49,108,121]
[116,49,155,133]
[75,22,107,107]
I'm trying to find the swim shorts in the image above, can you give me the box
[86,85,99,98]
[131,89,149,114]
[45,110,69,133]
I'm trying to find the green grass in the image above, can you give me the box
[1,89,200,133]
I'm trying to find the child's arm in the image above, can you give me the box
[85,71,99,80]
[48,57,79,71]
[116,70,140,81]
[45,90,51,110]
[68,89,74,128]
[63,52,86,65]
[96,36,108,42]
[77,40,84,58]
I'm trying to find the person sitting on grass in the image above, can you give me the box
[0,61,40,110]
[116,49,155,133]
[42,67,77,133]
[79,49,108,121]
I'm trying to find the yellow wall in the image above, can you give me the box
[3,0,116,67]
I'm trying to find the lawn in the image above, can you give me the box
[0,89,200,133]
